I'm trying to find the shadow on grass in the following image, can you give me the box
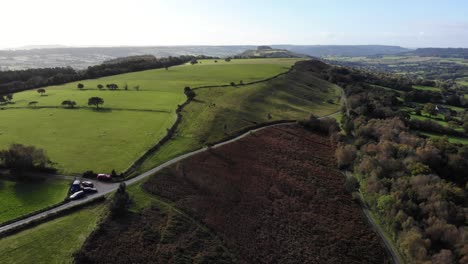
[192,99,206,103]
[90,108,113,113]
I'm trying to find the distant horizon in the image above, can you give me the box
[2,44,468,51]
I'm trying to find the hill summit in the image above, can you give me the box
[236,46,309,59]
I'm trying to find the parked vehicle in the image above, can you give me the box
[69,190,85,200]
[70,180,81,193]
[81,181,94,188]
[82,187,98,194]
[97,173,112,181]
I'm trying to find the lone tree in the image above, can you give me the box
[184,86,196,100]
[225,57,232,62]
[77,83,84,90]
[6,94,13,102]
[88,97,104,109]
[109,182,130,217]
[61,100,77,108]
[37,88,46,96]
[423,103,437,117]
[0,144,51,175]
[97,84,104,90]
[28,101,38,108]
[124,83,128,90]
[190,58,198,65]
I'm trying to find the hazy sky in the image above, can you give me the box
[1,0,467,49]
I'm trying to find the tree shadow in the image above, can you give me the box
[91,107,113,113]
[192,99,206,103]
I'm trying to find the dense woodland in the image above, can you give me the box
[0,55,212,95]
[300,60,467,263]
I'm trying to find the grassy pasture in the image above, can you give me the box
[456,77,468,86]
[421,132,468,144]
[412,85,440,92]
[0,203,105,264]
[0,59,297,174]
[0,178,69,224]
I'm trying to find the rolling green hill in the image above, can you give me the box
[0,58,298,174]
[135,60,342,173]
[236,46,308,58]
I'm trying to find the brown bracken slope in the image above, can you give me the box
[142,125,388,264]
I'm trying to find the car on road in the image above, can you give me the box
[70,179,81,193]
[97,173,112,181]
[82,187,98,194]
[69,190,85,200]
[81,181,94,188]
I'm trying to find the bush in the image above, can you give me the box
[82,170,97,179]
[344,175,359,193]
[335,144,357,169]
[184,86,196,100]
[298,115,340,134]
[0,144,52,175]
[109,183,130,217]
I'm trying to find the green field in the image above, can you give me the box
[0,59,298,174]
[0,178,69,224]
[0,203,105,264]
[421,132,468,144]
[456,77,468,86]
[135,65,342,174]
[412,85,440,92]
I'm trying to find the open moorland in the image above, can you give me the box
[0,58,299,174]
[76,125,388,264]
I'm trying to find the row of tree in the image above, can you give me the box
[0,55,211,95]
[26,97,104,109]
[78,83,140,91]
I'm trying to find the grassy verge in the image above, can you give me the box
[0,178,69,225]
[0,203,105,264]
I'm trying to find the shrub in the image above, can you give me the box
[335,144,357,168]
[0,144,51,175]
[344,175,359,193]
[109,183,130,217]
[82,170,97,178]
[298,115,340,134]
[184,86,196,100]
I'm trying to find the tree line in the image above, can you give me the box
[0,55,213,95]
